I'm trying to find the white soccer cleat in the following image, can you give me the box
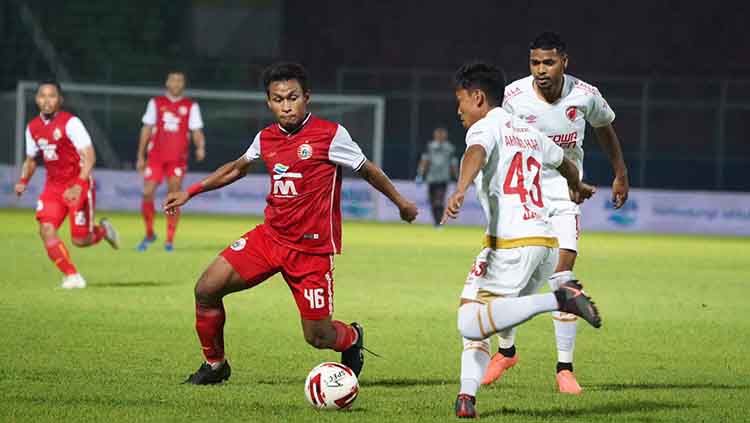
[61,273,87,289]
[100,218,120,250]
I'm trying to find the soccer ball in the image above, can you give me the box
[304,362,359,410]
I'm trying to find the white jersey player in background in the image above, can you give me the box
[444,62,601,419]
[483,32,630,394]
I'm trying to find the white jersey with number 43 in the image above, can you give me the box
[503,74,615,202]
[467,107,565,247]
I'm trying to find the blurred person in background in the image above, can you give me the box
[416,127,458,227]
[135,71,206,252]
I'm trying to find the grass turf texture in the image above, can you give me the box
[0,207,748,422]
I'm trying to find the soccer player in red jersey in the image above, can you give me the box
[15,80,119,289]
[164,63,419,384]
[136,71,206,252]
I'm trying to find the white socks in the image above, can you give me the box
[459,338,491,396]
[457,294,559,341]
[549,271,578,364]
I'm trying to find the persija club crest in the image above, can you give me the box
[52,128,62,141]
[566,106,578,121]
[298,143,313,160]
[178,106,188,116]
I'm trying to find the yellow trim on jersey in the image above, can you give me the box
[484,235,558,249]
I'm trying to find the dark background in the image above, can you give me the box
[2,0,749,189]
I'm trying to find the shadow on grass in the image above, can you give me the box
[257,378,452,388]
[482,400,691,418]
[592,382,750,391]
[90,280,180,288]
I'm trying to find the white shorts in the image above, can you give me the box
[548,199,581,252]
[460,246,558,301]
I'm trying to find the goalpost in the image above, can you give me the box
[14,81,386,171]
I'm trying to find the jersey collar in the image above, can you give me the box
[278,113,312,136]
[39,112,59,124]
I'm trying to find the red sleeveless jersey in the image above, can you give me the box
[27,111,81,186]
[148,96,195,163]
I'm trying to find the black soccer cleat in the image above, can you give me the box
[341,322,364,377]
[455,394,478,418]
[184,361,231,385]
[555,280,602,328]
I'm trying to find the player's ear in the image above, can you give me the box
[472,89,485,109]
[562,54,569,70]
[304,90,311,105]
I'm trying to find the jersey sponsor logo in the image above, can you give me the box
[566,106,578,121]
[230,237,247,251]
[37,139,59,161]
[52,128,62,141]
[297,143,313,160]
[550,132,578,148]
[178,105,188,116]
[161,111,181,132]
[272,178,299,197]
[273,163,290,175]
[522,114,537,124]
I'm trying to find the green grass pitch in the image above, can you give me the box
[1,207,748,422]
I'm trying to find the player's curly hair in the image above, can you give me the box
[454,62,505,107]
[262,62,309,95]
[529,31,567,54]
[38,78,63,95]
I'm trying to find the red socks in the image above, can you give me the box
[332,320,358,352]
[166,208,180,244]
[195,303,226,364]
[142,199,155,238]
[44,238,77,276]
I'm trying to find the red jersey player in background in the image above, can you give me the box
[15,80,119,289]
[136,71,206,252]
[164,63,418,384]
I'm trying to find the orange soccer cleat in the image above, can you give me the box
[556,370,582,394]
[481,353,519,386]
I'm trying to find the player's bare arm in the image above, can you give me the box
[557,157,595,204]
[593,124,629,209]
[192,129,206,162]
[442,144,486,224]
[136,124,153,173]
[416,157,429,183]
[63,145,96,205]
[164,155,253,214]
[15,156,38,197]
[357,160,418,222]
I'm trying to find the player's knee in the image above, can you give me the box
[457,302,483,341]
[194,273,223,304]
[39,223,57,241]
[304,329,329,349]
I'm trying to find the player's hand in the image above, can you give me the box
[398,200,418,223]
[569,182,596,204]
[136,157,146,174]
[611,175,629,209]
[441,190,465,224]
[195,147,206,162]
[63,184,82,205]
[14,182,27,197]
[163,191,190,215]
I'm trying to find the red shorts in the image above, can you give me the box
[220,225,335,320]
[36,180,96,239]
[144,158,187,184]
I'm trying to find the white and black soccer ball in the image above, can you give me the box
[304,362,359,410]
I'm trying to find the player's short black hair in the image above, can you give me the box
[37,78,63,95]
[529,31,567,54]
[454,62,505,107]
[262,62,309,94]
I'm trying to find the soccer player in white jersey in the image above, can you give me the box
[482,32,630,394]
[444,62,601,419]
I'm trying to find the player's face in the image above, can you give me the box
[165,73,186,97]
[455,88,484,129]
[529,49,567,90]
[434,128,448,142]
[35,84,63,116]
[266,80,310,129]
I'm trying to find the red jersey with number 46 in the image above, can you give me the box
[243,114,367,255]
[25,111,93,186]
[142,96,204,163]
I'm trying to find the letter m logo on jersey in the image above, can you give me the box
[273,179,298,197]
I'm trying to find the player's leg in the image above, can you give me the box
[284,253,364,376]
[36,190,83,287]
[456,336,490,418]
[549,212,582,393]
[164,165,185,251]
[69,180,118,249]
[428,183,446,227]
[137,161,161,251]
[185,228,279,384]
